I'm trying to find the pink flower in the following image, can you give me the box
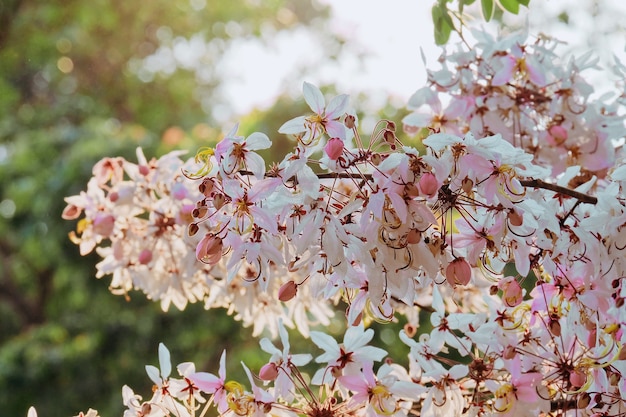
[214,124,271,179]
[279,82,349,144]
[189,350,230,413]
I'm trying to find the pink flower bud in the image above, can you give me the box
[548,125,568,145]
[139,165,150,176]
[93,213,115,236]
[446,257,472,288]
[324,138,344,161]
[419,173,439,197]
[278,280,298,302]
[259,362,279,381]
[569,369,586,388]
[138,249,153,265]
[196,233,223,265]
[109,191,119,202]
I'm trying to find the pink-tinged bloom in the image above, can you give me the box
[196,233,223,265]
[489,357,545,416]
[259,320,311,400]
[214,124,271,179]
[324,137,344,160]
[310,325,387,385]
[278,81,349,144]
[339,362,426,417]
[189,350,230,413]
[498,276,523,307]
[92,156,124,185]
[492,47,546,87]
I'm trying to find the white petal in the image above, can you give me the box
[278,116,306,134]
[303,81,325,114]
[246,132,271,151]
[158,343,172,379]
[325,94,349,119]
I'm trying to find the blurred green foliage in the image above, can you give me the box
[0,1,334,415]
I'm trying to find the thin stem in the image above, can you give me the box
[235,170,599,205]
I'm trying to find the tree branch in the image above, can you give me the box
[518,179,597,205]
[238,170,599,205]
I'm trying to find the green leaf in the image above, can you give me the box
[481,0,495,21]
[462,0,477,4]
[497,0,520,14]
[518,0,530,6]
[432,4,453,45]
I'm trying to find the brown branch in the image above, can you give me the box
[238,170,598,205]
[519,179,597,205]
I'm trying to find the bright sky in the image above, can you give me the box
[214,0,626,123]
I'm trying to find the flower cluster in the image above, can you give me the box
[59,29,626,417]
[402,30,624,178]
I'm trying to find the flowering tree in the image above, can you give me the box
[47,7,626,417]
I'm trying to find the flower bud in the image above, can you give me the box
[461,177,473,195]
[213,193,226,210]
[62,204,82,220]
[196,233,223,265]
[139,165,150,176]
[548,319,561,337]
[403,323,417,338]
[259,362,279,381]
[344,114,356,129]
[569,369,586,388]
[548,125,568,146]
[502,345,517,360]
[577,392,591,409]
[419,173,439,197]
[138,249,153,265]
[278,280,298,302]
[93,213,115,236]
[383,129,396,148]
[188,223,199,237]
[192,206,208,219]
[199,178,215,197]
[507,210,524,227]
[109,191,119,202]
[446,257,472,288]
[407,229,421,244]
[324,137,344,161]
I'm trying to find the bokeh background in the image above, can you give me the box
[1,0,625,415]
